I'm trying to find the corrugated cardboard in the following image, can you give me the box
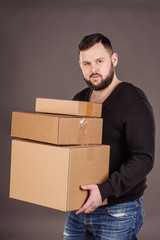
[35,98,102,117]
[11,112,103,145]
[9,139,110,212]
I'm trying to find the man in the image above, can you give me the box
[63,33,155,239]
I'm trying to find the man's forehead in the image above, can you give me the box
[79,43,109,62]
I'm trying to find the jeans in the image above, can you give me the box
[63,196,144,240]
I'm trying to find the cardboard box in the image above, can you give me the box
[11,112,103,145]
[9,139,110,212]
[35,98,102,117]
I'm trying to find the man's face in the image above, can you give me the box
[79,42,116,91]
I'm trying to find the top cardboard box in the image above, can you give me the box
[35,98,102,118]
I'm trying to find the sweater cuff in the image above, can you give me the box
[97,180,113,202]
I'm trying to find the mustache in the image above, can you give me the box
[90,73,102,78]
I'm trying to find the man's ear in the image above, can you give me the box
[111,53,118,67]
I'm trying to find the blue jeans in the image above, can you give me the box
[63,197,144,240]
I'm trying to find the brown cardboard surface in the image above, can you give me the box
[35,98,102,117]
[11,112,103,145]
[67,146,109,210]
[9,139,110,212]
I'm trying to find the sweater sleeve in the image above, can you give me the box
[98,96,155,201]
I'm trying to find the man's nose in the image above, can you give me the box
[91,63,98,73]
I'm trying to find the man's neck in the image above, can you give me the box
[90,77,122,104]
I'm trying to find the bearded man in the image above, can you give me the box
[63,33,155,240]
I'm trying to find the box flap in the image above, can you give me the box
[58,117,102,145]
[11,112,59,144]
[9,139,70,211]
[67,145,110,211]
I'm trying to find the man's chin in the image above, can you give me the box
[88,83,105,91]
[84,77,113,91]
[85,79,102,89]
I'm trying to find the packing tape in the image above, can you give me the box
[78,118,88,144]
[85,103,93,117]
[86,146,95,163]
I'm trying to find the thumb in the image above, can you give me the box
[80,185,92,190]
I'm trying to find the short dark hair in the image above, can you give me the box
[78,33,113,55]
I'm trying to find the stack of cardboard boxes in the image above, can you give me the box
[9,98,110,212]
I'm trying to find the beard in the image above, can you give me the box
[83,63,114,91]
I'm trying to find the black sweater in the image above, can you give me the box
[73,82,155,206]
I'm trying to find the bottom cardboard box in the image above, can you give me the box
[9,139,110,212]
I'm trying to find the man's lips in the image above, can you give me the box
[90,74,102,79]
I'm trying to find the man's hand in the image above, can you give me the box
[76,184,102,215]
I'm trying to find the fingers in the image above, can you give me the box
[76,196,95,215]
[76,185,91,215]
[75,184,102,215]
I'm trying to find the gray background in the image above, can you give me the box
[0,0,159,239]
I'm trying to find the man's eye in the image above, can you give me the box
[84,62,90,66]
[98,60,103,63]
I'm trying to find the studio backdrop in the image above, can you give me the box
[0,0,159,239]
